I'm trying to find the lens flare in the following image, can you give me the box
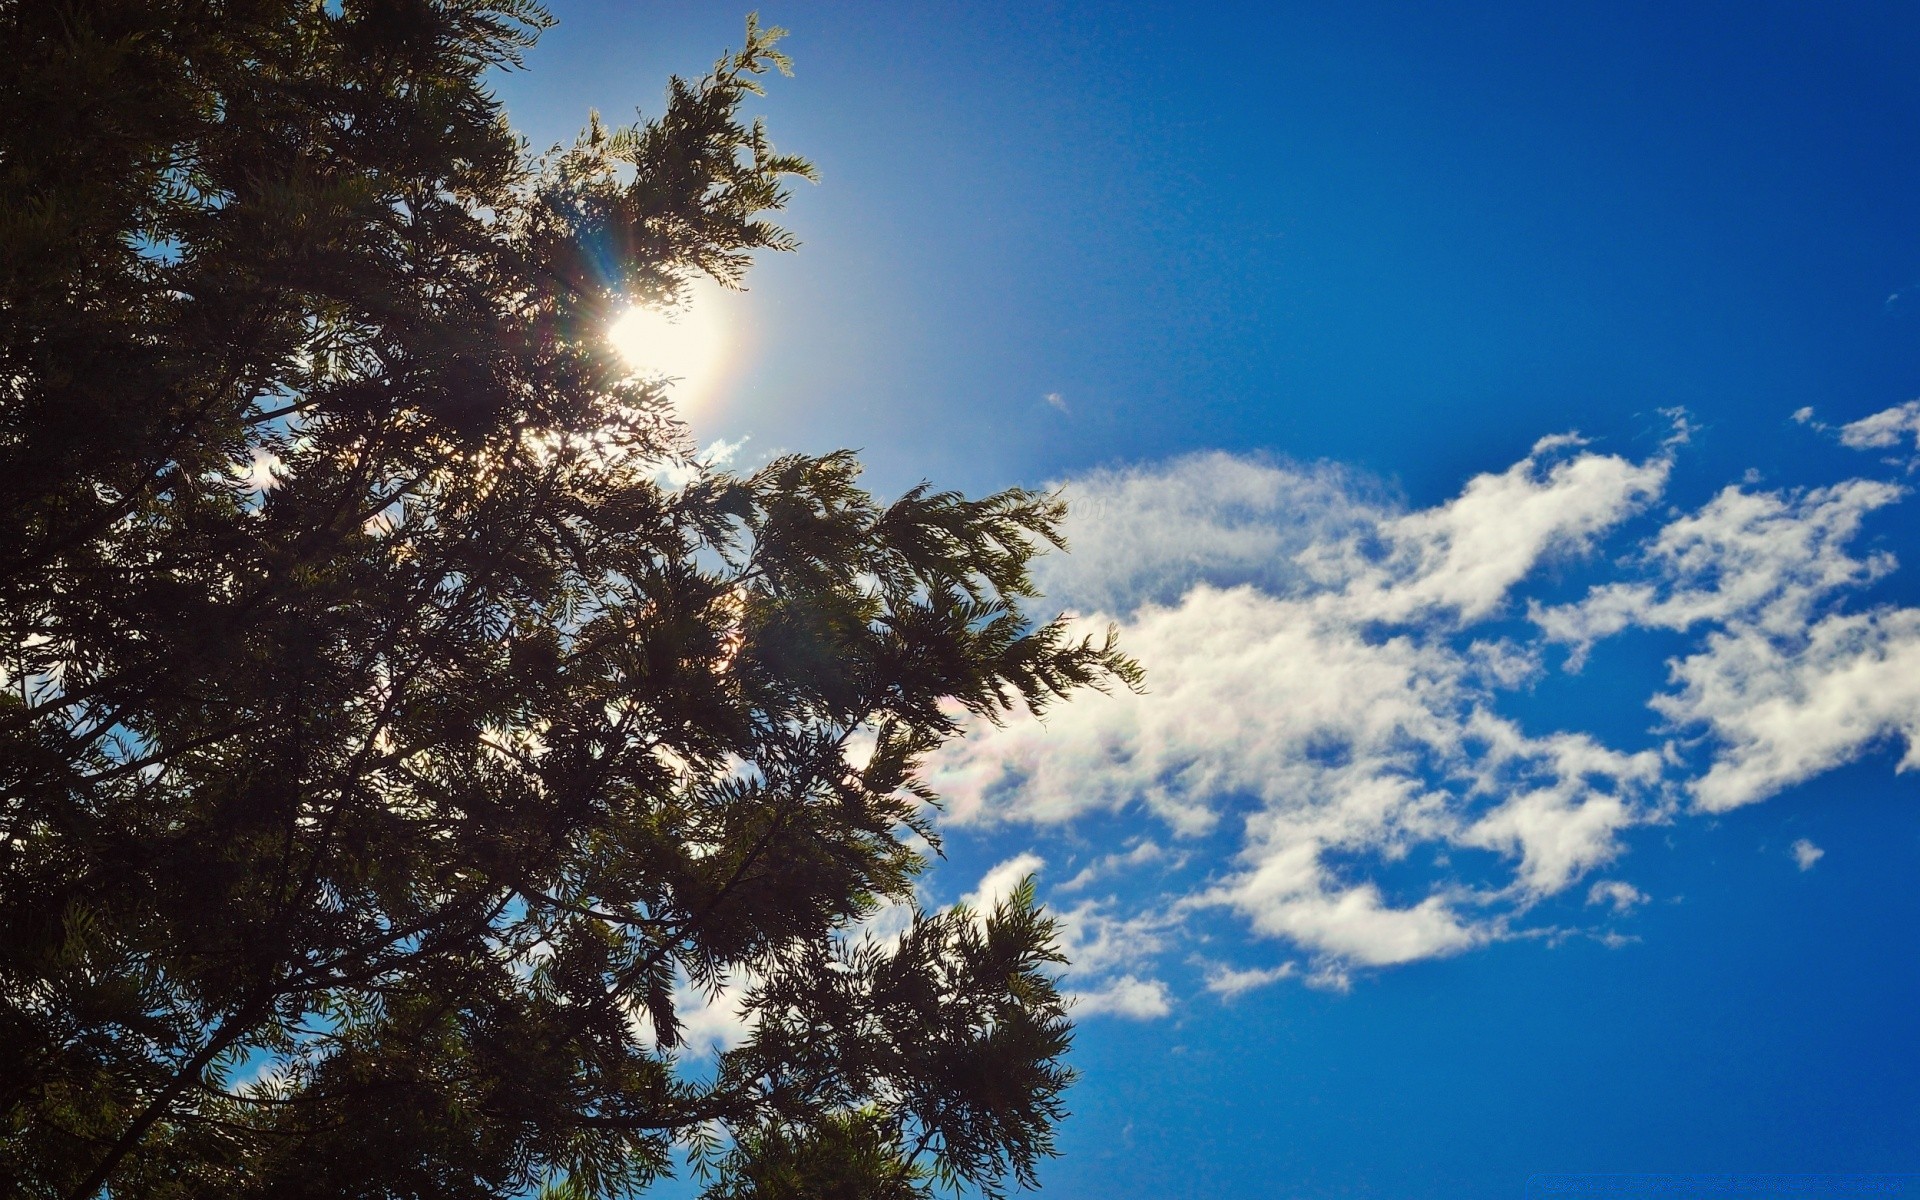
[609,291,728,409]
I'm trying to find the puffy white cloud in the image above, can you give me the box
[1458,778,1644,897]
[1838,400,1920,454]
[1792,838,1825,871]
[235,447,285,494]
[935,428,1920,992]
[671,976,757,1058]
[936,438,1670,973]
[1067,974,1173,1019]
[1208,844,1483,966]
[961,852,1046,914]
[652,435,749,490]
[1661,607,1920,811]
[627,970,758,1060]
[1298,434,1669,625]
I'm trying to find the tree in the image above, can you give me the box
[0,2,1139,1196]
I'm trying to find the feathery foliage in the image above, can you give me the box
[0,1,1139,1196]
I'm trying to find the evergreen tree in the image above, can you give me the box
[0,2,1138,1196]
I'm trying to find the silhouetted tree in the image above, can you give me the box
[0,2,1136,1196]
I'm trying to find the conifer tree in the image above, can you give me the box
[0,2,1137,1196]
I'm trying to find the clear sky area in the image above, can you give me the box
[497,4,1920,1196]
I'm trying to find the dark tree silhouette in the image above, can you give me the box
[0,2,1137,1196]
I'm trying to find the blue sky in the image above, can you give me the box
[500,4,1920,1195]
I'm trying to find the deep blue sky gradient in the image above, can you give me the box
[498,4,1920,1195]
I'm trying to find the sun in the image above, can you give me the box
[608,287,729,409]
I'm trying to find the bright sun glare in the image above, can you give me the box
[608,288,729,410]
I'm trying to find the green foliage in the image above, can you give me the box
[699,1109,932,1200]
[0,2,1138,1197]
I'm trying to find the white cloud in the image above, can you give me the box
[1533,481,1902,667]
[1058,840,1169,892]
[1537,479,1920,812]
[844,894,918,959]
[1792,838,1825,871]
[628,970,758,1059]
[1838,400,1920,454]
[1067,974,1172,1020]
[962,856,1176,1019]
[1210,849,1483,966]
[1298,434,1669,625]
[671,896,922,1053]
[961,852,1046,914]
[235,447,284,494]
[1460,784,1640,898]
[936,439,1669,971]
[1587,880,1648,912]
[1035,436,1667,628]
[671,976,757,1058]
[1032,451,1387,615]
[1202,962,1298,998]
[1304,962,1355,992]
[934,429,1920,992]
[1662,606,1920,811]
[653,435,749,490]
[1054,899,1168,977]
[1044,391,1069,413]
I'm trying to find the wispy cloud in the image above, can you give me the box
[1202,961,1298,998]
[1030,451,1387,614]
[1537,479,1919,811]
[1059,840,1172,892]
